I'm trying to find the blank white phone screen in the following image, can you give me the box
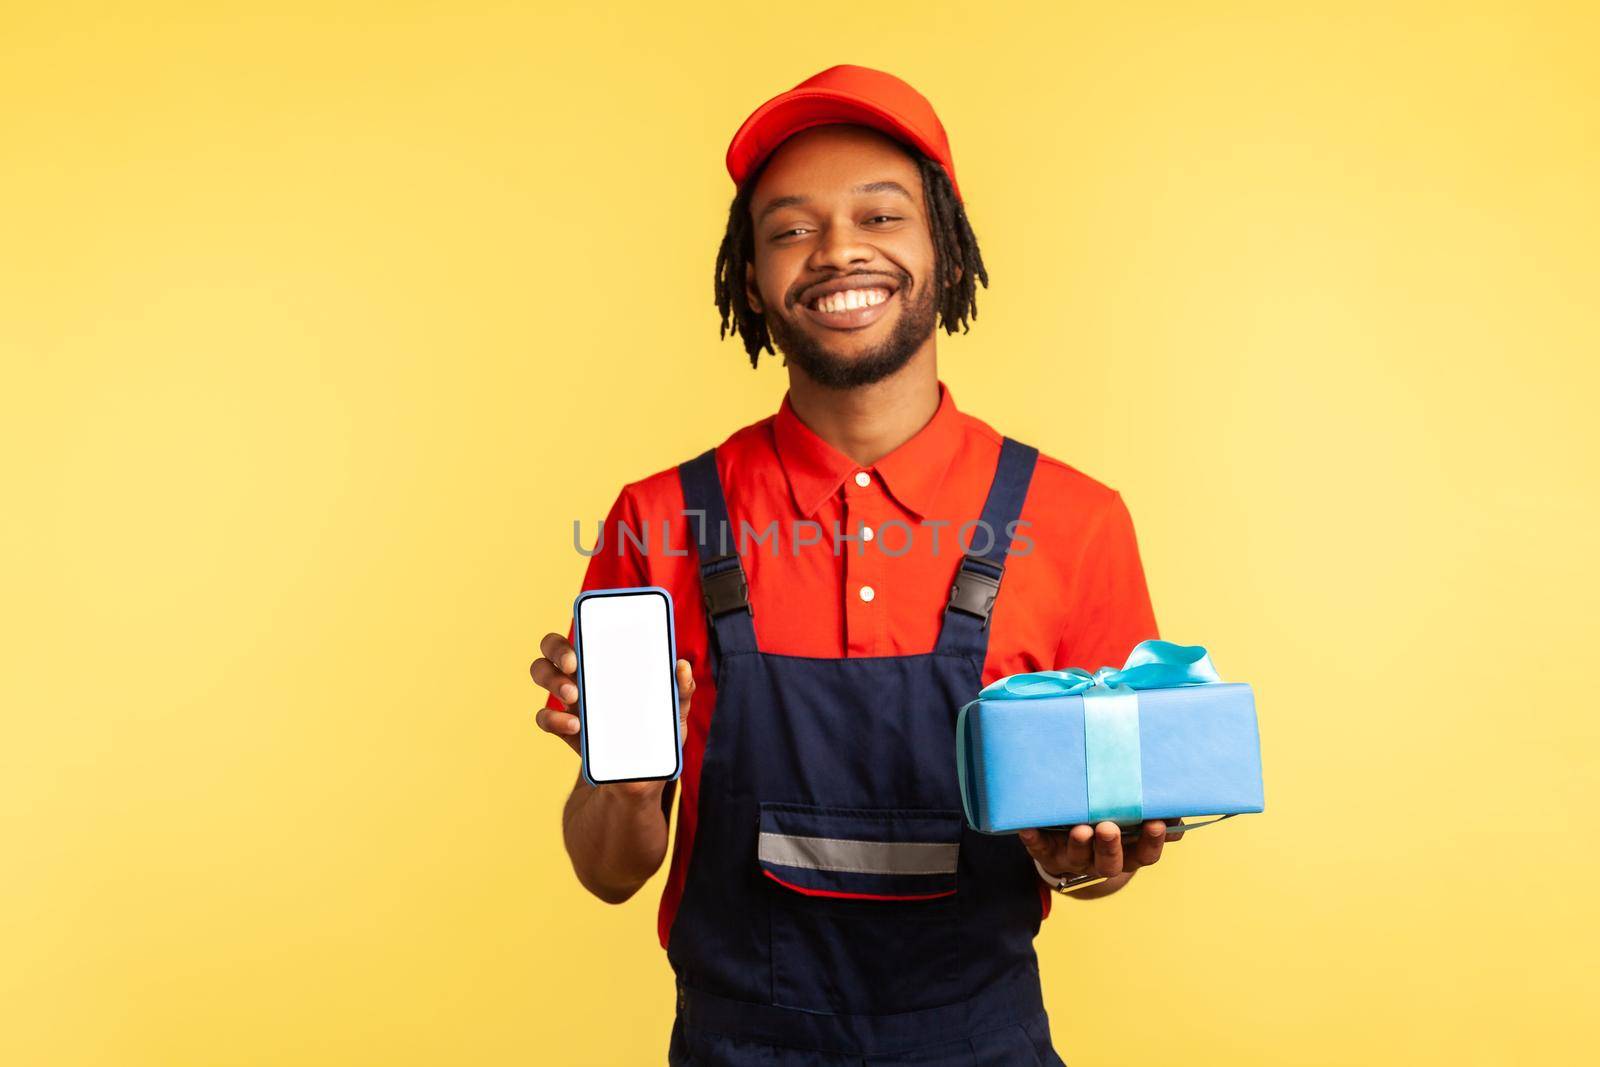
[578,592,678,782]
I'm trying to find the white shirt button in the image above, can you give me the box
[861,525,875,542]
[859,585,876,602]
[854,471,872,488]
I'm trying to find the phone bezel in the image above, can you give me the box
[573,586,683,787]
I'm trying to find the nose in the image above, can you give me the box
[806,217,875,275]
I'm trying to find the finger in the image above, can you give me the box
[676,660,695,734]
[676,659,695,714]
[1016,828,1055,862]
[1063,824,1095,874]
[1017,828,1073,876]
[1129,820,1166,870]
[534,705,580,735]
[530,657,579,706]
[1024,825,1088,876]
[1166,816,1185,842]
[1093,821,1124,877]
[539,632,578,676]
[533,707,582,755]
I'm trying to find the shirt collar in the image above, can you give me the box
[772,380,964,521]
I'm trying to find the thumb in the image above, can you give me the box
[676,659,695,721]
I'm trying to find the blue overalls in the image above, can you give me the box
[666,437,1067,1066]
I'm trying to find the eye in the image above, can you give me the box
[774,217,899,240]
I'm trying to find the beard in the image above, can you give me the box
[764,273,938,389]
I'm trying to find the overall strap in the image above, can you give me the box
[677,448,759,658]
[934,437,1040,658]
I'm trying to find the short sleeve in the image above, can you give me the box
[1053,490,1160,671]
[541,485,650,712]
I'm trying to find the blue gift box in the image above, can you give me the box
[956,640,1265,835]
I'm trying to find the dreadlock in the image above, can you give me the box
[713,148,990,369]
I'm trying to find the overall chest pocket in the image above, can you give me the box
[757,802,965,1015]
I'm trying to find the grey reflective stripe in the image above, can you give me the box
[757,832,959,876]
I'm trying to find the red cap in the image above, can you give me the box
[725,64,964,204]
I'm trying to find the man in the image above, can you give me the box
[531,64,1180,1065]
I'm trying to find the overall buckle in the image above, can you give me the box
[700,554,752,618]
[947,554,1003,624]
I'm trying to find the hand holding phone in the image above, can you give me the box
[531,587,691,794]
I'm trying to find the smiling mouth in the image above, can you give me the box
[800,287,897,331]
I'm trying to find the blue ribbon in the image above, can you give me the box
[974,640,1223,825]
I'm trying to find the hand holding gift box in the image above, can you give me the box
[956,640,1265,840]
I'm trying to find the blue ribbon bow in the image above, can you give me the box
[962,639,1223,827]
[977,639,1222,702]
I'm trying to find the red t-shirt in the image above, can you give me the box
[545,380,1161,944]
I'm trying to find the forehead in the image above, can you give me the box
[750,124,923,219]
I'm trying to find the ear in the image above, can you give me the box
[745,262,764,313]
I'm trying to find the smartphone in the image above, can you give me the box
[573,586,682,787]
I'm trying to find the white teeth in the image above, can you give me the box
[815,288,889,313]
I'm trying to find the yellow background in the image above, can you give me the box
[4,3,1596,1064]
